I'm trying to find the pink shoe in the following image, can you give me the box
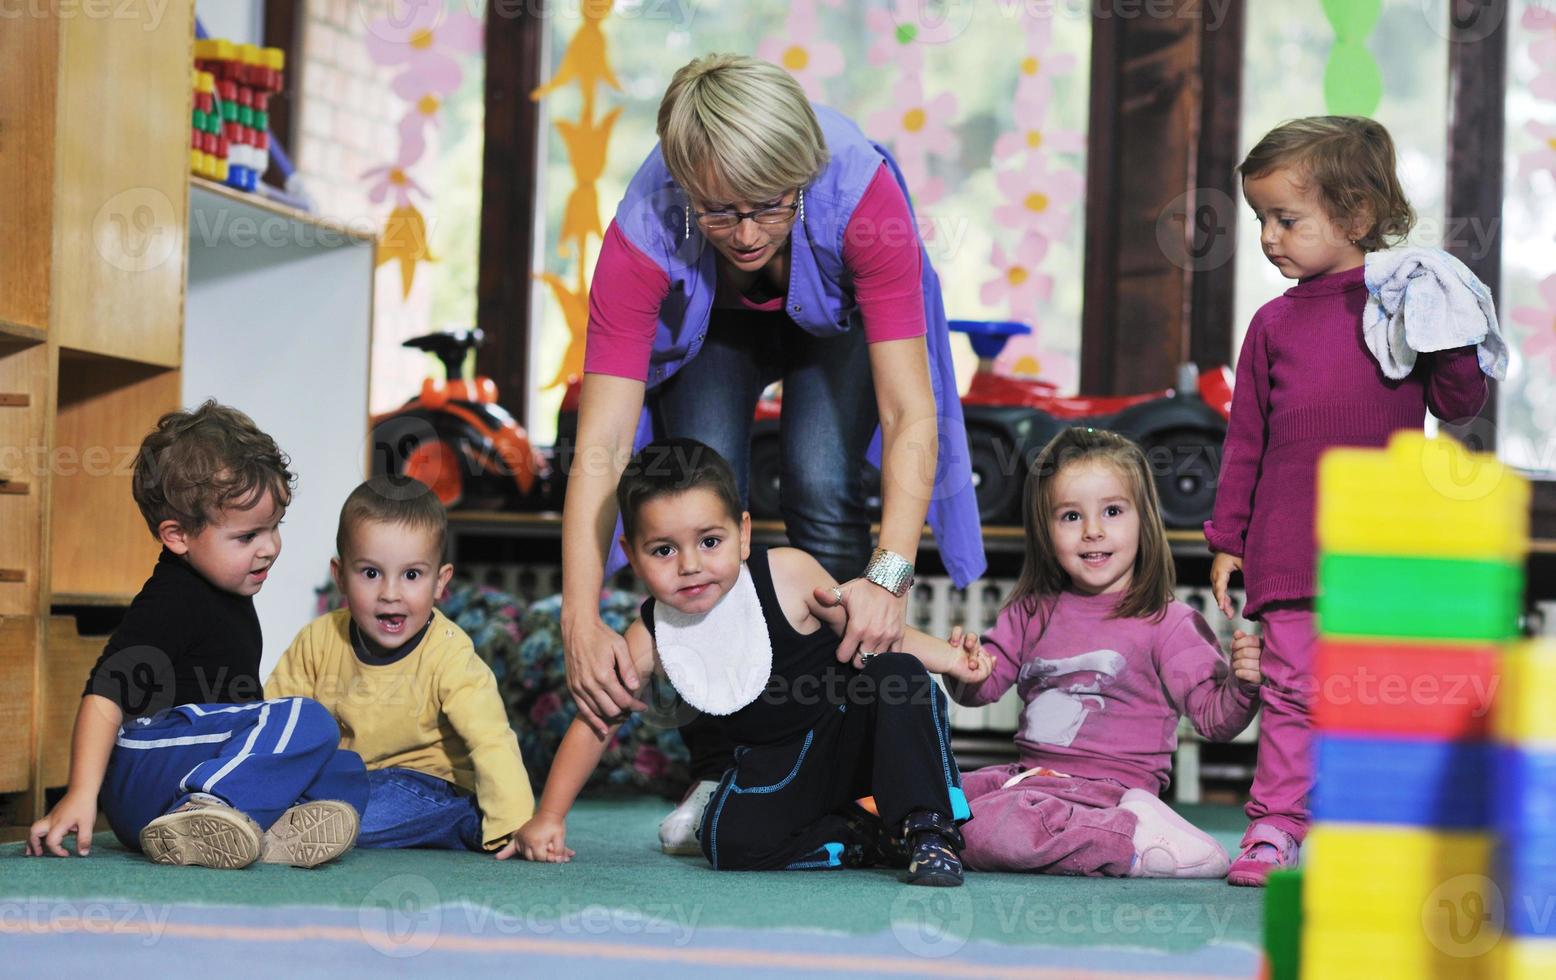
[1226,823,1300,887]
[1118,789,1231,878]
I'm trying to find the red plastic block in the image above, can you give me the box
[1314,639,1499,740]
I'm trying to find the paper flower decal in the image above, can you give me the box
[1511,274,1556,373]
[980,234,1054,324]
[756,3,843,101]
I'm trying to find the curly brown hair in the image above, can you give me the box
[1239,115,1415,252]
[132,400,295,537]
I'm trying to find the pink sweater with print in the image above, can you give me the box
[953,590,1259,795]
[584,164,927,382]
[1204,265,1488,617]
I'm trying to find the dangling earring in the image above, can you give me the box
[684,206,691,242]
[797,188,805,223]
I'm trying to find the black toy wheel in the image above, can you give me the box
[747,436,783,520]
[1141,427,1223,529]
[968,428,1025,527]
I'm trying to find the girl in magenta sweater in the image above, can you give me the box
[953,428,1263,879]
[1206,117,1488,886]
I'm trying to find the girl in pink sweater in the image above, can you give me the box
[953,428,1263,878]
[1206,117,1488,886]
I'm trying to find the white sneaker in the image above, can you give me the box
[659,780,719,855]
[1119,788,1231,878]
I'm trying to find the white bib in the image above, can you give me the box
[652,564,773,716]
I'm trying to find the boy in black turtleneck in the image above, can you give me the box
[25,401,367,869]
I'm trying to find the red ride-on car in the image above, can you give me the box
[371,330,555,510]
[552,321,1232,529]
[745,320,1232,529]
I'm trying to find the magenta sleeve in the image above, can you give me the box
[1204,314,1272,556]
[843,165,927,344]
[582,220,672,382]
[1422,344,1489,423]
[1156,610,1259,742]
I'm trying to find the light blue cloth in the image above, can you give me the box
[1362,246,1507,381]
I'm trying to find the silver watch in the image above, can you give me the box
[863,548,915,597]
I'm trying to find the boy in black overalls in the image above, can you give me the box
[517,439,990,886]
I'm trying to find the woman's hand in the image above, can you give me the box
[516,813,575,863]
[817,579,910,664]
[562,610,645,738]
[1210,553,1243,620]
[943,626,994,687]
[1230,629,1262,686]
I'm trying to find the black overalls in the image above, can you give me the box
[641,548,969,871]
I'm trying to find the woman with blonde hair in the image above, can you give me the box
[558,54,984,852]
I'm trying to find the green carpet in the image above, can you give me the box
[3,798,1261,955]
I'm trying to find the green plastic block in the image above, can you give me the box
[1318,553,1523,642]
[1265,868,1302,980]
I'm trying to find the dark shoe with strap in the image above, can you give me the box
[841,801,910,869]
[901,809,965,887]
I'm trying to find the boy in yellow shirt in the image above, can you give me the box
[266,477,534,856]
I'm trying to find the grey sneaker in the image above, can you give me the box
[659,780,719,855]
[140,797,262,869]
[261,800,360,868]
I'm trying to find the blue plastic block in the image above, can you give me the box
[1312,735,1490,829]
[1496,747,1556,839]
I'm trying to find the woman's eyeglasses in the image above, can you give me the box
[694,198,799,231]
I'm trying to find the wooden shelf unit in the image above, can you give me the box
[0,0,193,822]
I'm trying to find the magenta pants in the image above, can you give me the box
[1244,601,1317,844]
[958,763,1137,876]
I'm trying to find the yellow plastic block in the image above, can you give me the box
[1302,926,1492,979]
[1495,641,1556,746]
[193,38,221,60]
[263,47,286,70]
[1497,938,1556,979]
[1304,824,1493,933]
[1317,431,1529,561]
[239,43,261,65]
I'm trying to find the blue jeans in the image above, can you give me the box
[654,309,880,782]
[652,308,880,581]
[357,767,485,851]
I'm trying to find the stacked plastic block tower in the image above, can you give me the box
[190,39,285,191]
[1303,430,1529,979]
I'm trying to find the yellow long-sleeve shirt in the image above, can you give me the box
[266,607,534,849]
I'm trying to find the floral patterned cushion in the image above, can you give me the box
[316,580,690,800]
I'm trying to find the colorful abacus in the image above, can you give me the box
[1302,430,1529,979]
[191,39,286,192]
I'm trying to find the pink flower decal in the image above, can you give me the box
[993,160,1084,240]
[1511,273,1556,373]
[866,81,961,169]
[757,4,843,101]
[865,5,924,73]
[980,234,1054,323]
[1521,121,1556,180]
[362,165,429,208]
[993,91,1085,164]
[364,0,483,99]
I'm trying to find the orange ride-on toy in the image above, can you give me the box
[370,329,553,510]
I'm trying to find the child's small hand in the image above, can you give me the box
[1230,629,1262,686]
[1210,553,1243,620]
[944,628,993,686]
[25,792,98,857]
[516,813,575,863]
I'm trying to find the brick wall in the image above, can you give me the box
[294,0,441,416]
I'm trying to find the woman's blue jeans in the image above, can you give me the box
[651,308,880,582]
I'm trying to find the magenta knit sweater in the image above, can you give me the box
[1204,265,1488,618]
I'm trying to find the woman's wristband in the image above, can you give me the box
[863,548,915,597]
